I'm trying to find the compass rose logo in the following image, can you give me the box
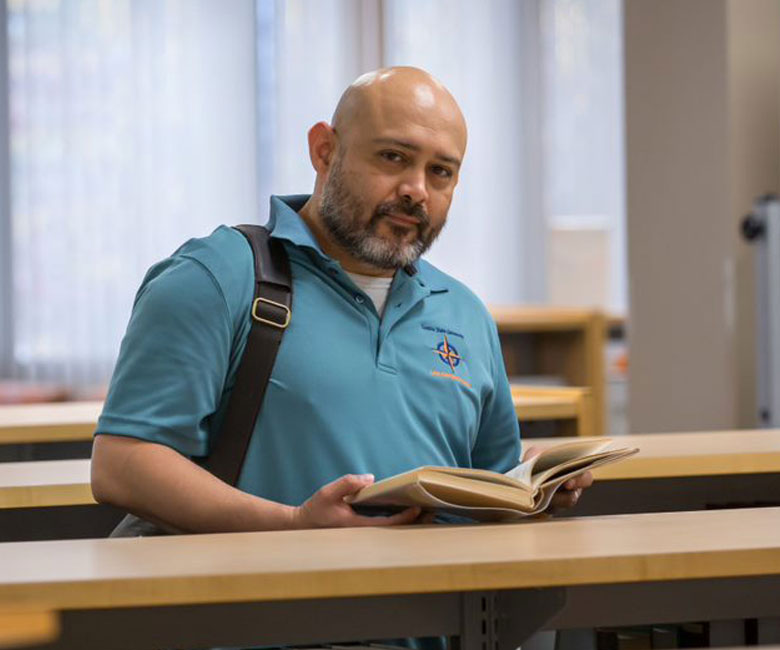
[428,329,471,388]
[433,334,463,374]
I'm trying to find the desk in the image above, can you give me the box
[0,507,778,650]
[0,402,101,445]
[0,387,594,446]
[534,430,780,479]
[5,429,780,511]
[490,306,606,436]
[512,386,592,437]
[532,430,780,515]
[0,608,59,649]
[0,459,120,542]
[0,460,94,509]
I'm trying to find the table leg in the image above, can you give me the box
[459,589,566,650]
[758,617,780,643]
[708,620,745,646]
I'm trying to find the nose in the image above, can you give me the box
[397,167,428,206]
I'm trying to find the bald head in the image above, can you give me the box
[331,67,467,156]
[299,66,467,276]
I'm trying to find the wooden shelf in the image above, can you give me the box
[511,385,593,436]
[491,306,607,435]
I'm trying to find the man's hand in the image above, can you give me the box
[293,474,421,529]
[523,445,594,513]
[548,472,593,511]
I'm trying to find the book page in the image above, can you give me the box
[431,466,531,490]
[531,446,638,489]
[528,447,639,513]
[503,438,614,486]
[503,459,535,486]
[530,439,615,473]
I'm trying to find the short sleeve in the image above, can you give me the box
[95,255,235,457]
[471,321,522,473]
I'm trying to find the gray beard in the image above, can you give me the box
[319,160,440,270]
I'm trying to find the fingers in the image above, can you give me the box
[417,511,438,524]
[578,470,594,488]
[351,506,422,527]
[550,488,581,511]
[320,473,375,501]
[564,471,594,491]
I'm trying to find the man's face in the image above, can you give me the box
[319,93,464,271]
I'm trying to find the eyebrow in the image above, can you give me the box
[372,137,462,168]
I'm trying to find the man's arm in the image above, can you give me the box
[91,434,420,533]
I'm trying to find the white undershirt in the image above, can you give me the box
[345,271,394,317]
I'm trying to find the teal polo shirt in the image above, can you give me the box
[96,195,521,506]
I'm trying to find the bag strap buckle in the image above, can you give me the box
[252,296,291,329]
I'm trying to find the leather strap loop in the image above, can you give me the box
[204,225,292,487]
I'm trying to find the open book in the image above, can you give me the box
[347,439,638,521]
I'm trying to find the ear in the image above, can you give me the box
[308,121,337,174]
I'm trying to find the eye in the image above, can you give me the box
[379,150,405,164]
[430,164,454,179]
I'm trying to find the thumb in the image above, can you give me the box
[322,473,375,500]
[523,445,542,461]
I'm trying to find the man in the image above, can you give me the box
[91,66,591,533]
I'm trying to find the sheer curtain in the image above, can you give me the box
[541,0,626,313]
[258,0,626,310]
[256,0,381,201]
[259,0,546,306]
[381,0,626,309]
[5,0,257,389]
[383,0,544,305]
[2,0,625,391]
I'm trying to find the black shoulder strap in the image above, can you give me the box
[203,225,292,486]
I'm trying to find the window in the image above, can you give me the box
[0,0,626,392]
[541,0,626,313]
[3,0,257,390]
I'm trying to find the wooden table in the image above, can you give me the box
[1,428,777,542]
[533,430,780,479]
[4,429,780,512]
[0,388,594,446]
[490,306,606,436]
[531,429,780,515]
[0,608,59,649]
[0,461,94,509]
[0,507,777,649]
[0,460,118,543]
[511,385,592,437]
[0,402,101,445]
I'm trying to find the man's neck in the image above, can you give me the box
[298,196,396,278]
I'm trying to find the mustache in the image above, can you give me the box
[373,199,430,228]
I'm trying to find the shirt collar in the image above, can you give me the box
[265,194,445,290]
[265,194,323,254]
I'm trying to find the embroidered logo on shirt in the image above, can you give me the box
[431,334,472,388]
